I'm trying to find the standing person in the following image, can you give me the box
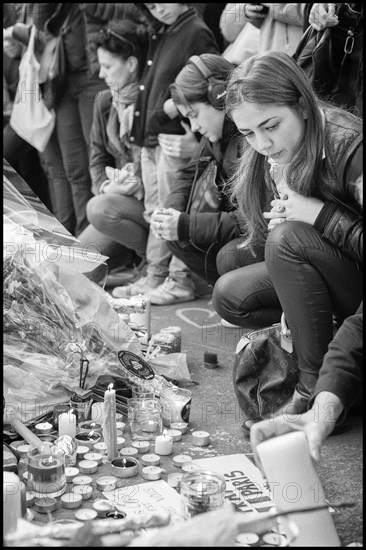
[77,19,149,282]
[112,3,219,304]
[212,52,362,413]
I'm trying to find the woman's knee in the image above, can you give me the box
[265,221,311,267]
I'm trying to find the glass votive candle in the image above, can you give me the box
[180,470,226,519]
[78,421,102,434]
[159,387,192,427]
[27,447,66,498]
[127,398,162,441]
[52,404,71,430]
[131,385,155,399]
[74,431,101,450]
[69,399,91,424]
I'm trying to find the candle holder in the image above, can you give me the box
[78,421,102,434]
[69,398,91,424]
[180,470,226,519]
[52,404,71,430]
[26,447,66,498]
[74,431,101,450]
[111,457,139,478]
[127,398,162,441]
[106,510,127,520]
[159,387,192,427]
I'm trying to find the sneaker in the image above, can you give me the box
[112,275,162,298]
[143,277,196,305]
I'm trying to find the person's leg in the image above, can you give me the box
[265,221,363,403]
[167,240,222,286]
[212,261,282,328]
[216,237,265,275]
[38,129,75,233]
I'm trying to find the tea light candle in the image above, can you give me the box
[61,492,83,509]
[142,466,162,481]
[35,422,53,435]
[173,454,192,468]
[182,463,202,474]
[79,459,98,474]
[91,402,103,423]
[93,499,115,517]
[17,444,32,459]
[83,452,103,466]
[78,421,102,434]
[106,510,127,520]
[95,476,118,491]
[74,431,101,450]
[119,447,139,458]
[93,442,107,455]
[166,429,182,442]
[34,497,57,514]
[155,430,173,455]
[102,384,118,461]
[116,422,125,432]
[76,446,89,460]
[72,484,93,500]
[131,440,150,453]
[111,457,139,478]
[65,467,80,483]
[141,453,160,466]
[167,472,183,489]
[58,410,76,438]
[192,431,210,446]
[236,533,260,545]
[170,422,188,434]
[116,437,126,450]
[116,429,124,437]
[75,508,98,522]
[115,413,124,422]
[72,475,93,486]
[27,453,65,497]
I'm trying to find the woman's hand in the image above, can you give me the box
[150,208,181,241]
[309,3,339,31]
[263,189,324,229]
[158,121,198,159]
[243,4,268,26]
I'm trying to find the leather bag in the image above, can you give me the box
[10,25,56,152]
[233,314,299,422]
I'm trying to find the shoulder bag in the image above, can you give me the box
[10,25,56,152]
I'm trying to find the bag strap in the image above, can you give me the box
[28,25,37,57]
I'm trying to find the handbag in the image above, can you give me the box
[10,25,56,152]
[185,156,221,215]
[293,3,363,109]
[233,314,299,424]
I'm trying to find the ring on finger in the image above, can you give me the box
[158,221,163,231]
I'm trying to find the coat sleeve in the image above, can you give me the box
[80,3,139,22]
[89,93,115,195]
[262,3,306,26]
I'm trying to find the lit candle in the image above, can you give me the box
[111,457,139,478]
[58,409,76,438]
[155,430,173,456]
[4,472,22,536]
[78,421,102,434]
[103,384,118,461]
[27,450,66,498]
[74,430,101,450]
[106,510,127,520]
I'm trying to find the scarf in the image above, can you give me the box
[111,81,140,141]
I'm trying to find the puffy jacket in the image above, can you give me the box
[165,118,245,245]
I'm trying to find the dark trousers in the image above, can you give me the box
[213,221,363,382]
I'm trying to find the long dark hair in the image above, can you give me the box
[225,51,360,248]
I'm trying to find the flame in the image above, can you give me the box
[163,429,168,437]
[122,458,126,467]
[88,430,95,437]
[69,409,74,415]
[108,383,114,391]
[47,456,53,464]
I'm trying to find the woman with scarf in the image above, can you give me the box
[78,19,150,280]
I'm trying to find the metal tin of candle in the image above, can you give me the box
[159,387,192,427]
[93,442,108,455]
[83,452,103,466]
[111,457,139,478]
[170,422,188,434]
[65,467,80,483]
[131,440,150,453]
[76,446,89,461]
[34,497,57,513]
[167,472,183,490]
[27,447,66,498]
[35,422,54,435]
[75,508,98,522]
[173,455,192,468]
[180,470,226,518]
[93,499,116,517]
[191,431,210,447]
[159,326,181,353]
[166,429,182,442]
[181,463,202,474]
[95,476,118,491]
[72,475,93,486]
[141,466,162,481]
[141,453,160,466]
[74,431,101,450]
[106,510,127,520]
[60,492,83,509]
[119,446,139,458]
[26,492,35,507]
[116,422,126,432]
[72,484,93,500]
[78,459,98,474]
[116,437,126,450]
[78,421,102,434]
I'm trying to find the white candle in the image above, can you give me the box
[65,467,80,483]
[257,431,340,546]
[167,472,183,489]
[170,422,188,434]
[35,422,53,434]
[83,452,103,465]
[166,429,182,442]
[131,440,150,453]
[116,437,126,450]
[4,472,22,536]
[192,431,210,447]
[155,430,173,455]
[141,453,160,466]
[95,476,118,492]
[76,446,89,460]
[58,410,77,438]
[102,384,118,461]
[119,446,139,457]
[75,508,98,521]
[78,459,98,474]
[173,454,192,468]
[142,466,162,481]
[61,492,83,509]
[91,402,103,423]
[72,475,93,486]
[72,484,93,500]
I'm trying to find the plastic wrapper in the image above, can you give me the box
[149,353,192,383]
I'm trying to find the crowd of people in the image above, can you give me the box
[3,3,363,458]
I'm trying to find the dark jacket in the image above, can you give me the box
[313,108,363,263]
[164,117,244,245]
[130,7,218,147]
[89,90,141,195]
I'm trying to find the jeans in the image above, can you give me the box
[141,145,192,285]
[55,71,106,236]
[265,221,363,384]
